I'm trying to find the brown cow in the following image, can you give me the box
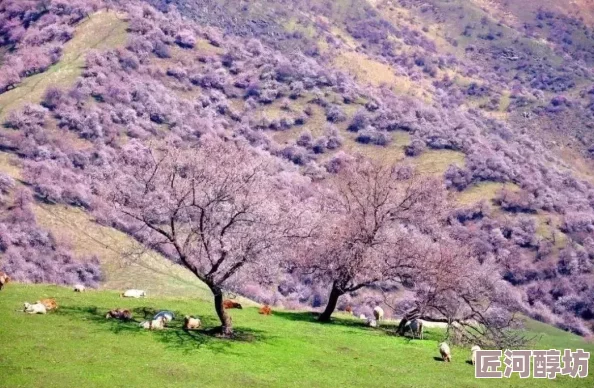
[39,298,58,311]
[223,299,243,309]
[105,308,133,321]
[258,305,272,315]
[344,305,353,314]
[0,272,10,291]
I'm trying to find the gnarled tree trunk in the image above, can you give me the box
[318,283,343,322]
[210,284,233,336]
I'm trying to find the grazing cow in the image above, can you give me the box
[223,300,242,309]
[23,302,47,314]
[344,305,353,315]
[39,298,58,311]
[258,305,272,315]
[121,289,146,298]
[0,272,10,291]
[184,316,201,330]
[366,318,378,328]
[471,345,481,366]
[153,311,175,324]
[373,306,384,321]
[140,316,165,330]
[105,309,133,321]
[439,342,452,362]
[73,284,86,292]
[397,304,422,336]
[408,319,423,340]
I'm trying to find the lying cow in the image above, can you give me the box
[183,316,201,330]
[153,311,175,324]
[140,316,165,330]
[223,300,242,309]
[39,298,58,311]
[105,308,133,321]
[258,305,272,315]
[120,289,146,298]
[23,302,47,314]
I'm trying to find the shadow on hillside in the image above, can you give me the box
[56,305,267,354]
[272,310,397,333]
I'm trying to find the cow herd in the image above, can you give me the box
[2,274,479,365]
[10,281,267,333]
[349,304,478,363]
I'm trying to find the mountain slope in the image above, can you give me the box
[1,0,594,337]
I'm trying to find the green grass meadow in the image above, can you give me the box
[1,284,592,387]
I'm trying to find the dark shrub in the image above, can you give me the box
[405,138,426,156]
[325,105,347,123]
[348,109,370,132]
[355,129,390,146]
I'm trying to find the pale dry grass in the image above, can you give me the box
[469,0,518,26]
[456,181,519,206]
[284,19,317,39]
[335,51,434,102]
[329,26,359,49]
[343,131,410,166]
[411,149,465,175]
[32,203,216,299]
[556,146,594,185]
[534,213,568,252]
[195,38,225,55]
[272,103,326,144]
[498,90,512,112]
[0,151,22,180]
[334,51,398,87]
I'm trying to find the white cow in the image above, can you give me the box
[23,302,47,314]
[373,306,384,321]
[121,289,146,298]
[471,345,481,366]
[140,316,165,330]
[439,342,452,362]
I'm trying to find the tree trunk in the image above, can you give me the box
[318,284,343,322]
[210,284,233,336]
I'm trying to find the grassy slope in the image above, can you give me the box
[32,204,214,299]
[0,10,128,120]
[0,284,592,388]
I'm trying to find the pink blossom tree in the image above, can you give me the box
[394,239,531,349]
[304,160,447,322]
[109,138,310,335]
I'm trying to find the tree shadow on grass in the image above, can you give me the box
[272,310,397,334]
[56,305,267,354]
[273,311,445,343]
